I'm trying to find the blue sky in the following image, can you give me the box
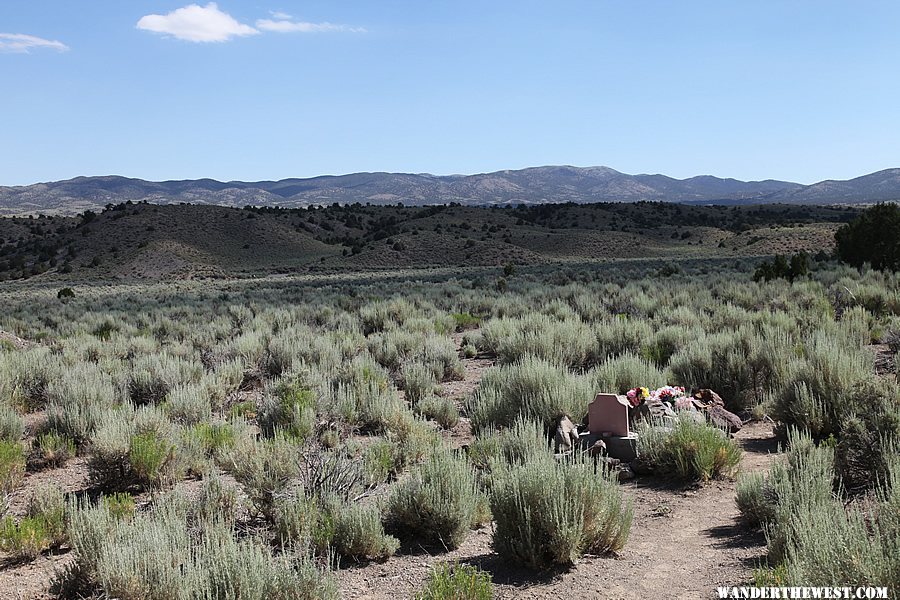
[1,1,899,186]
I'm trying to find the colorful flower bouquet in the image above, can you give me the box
[627,385,693,410]
[625,387,649,407]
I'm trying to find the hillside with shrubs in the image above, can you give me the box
[0,201,855,280]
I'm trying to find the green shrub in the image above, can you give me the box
[128,432,178,489]
[401,362,437,406]
[258,376,317,440]
[363,437,401,485]
[835,203,900,271]
[0,404,23,443]
[47,363,117,445]
[385,450,480,550]
[468,418,548,472]
[416,395,460,429]
[490,456,632,569]
[189,421,237,457]
[451,313,481,331]
[164,383,211,425]
[332,502,399,562]
[771,331,872,439]
[227,436,299,520]
[103,493,136,520]
[467,356,593,432]
[415,562,493,600]
[0,484,66,560]
[735,471,775,527]
[0,515,54,560]
[0,440,25,499]
[65,492,337,600]
[229,399,257,419]
[636,415,742,481]
[36,431,76,467]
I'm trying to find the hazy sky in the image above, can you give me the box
[2,1,899,186]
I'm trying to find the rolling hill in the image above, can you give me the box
[0,202,856,281]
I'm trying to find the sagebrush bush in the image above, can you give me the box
[771,331,872,439]
[385,450,480,550]
[88,408,134,486]
[468,417,548,472]
[636,415,742,481]
[480,314,596,368]
[415,562,494,600]
[416,395,460,429]
[128,431,178,489]
[331,502,399,561]
[671,324,797,410]
[754,434,900,590]
[0,440,25,500]
[490,456,632,569]
[833,379,900,493]
[320,356,405,432]
[258,376,317,440]
[66,491,337,600]
[164,383,212,425]
[592,351,668,394]
[735,471,775,528]
[128,353,203,406]
[227,436,300,520]
[468,356,593,432]
[0,347,62,409]
[193,474,238,526]
[36,431,76,467]
[0,404,23,443]
[753,429,837,563]
[47,363,117,445]
[401,362,437,406]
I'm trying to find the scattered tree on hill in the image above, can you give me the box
[835,202,900,271]
[753,251,809,282]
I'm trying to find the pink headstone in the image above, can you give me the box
[588,393,630,437]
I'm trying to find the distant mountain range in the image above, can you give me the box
[2,166,899,215]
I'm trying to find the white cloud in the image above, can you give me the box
[0,33,69,53]
[270,11,293,20]
[256,18,365,34]
[137,3,258,43]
